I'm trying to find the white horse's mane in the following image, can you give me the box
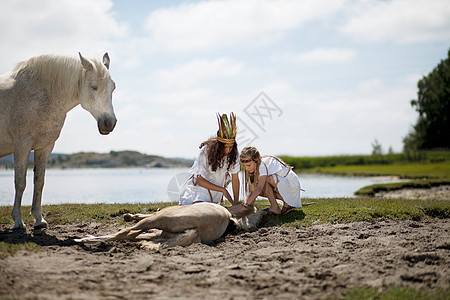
[11,54,107,99]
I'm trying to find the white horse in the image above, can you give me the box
[0,53,117,229]
[75,203,263,249]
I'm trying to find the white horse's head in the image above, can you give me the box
[78,52,117,135]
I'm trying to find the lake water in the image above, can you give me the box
[0,168,403,206]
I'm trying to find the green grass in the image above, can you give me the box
[299,161,450,197]
[0,202,178,226]
[2,198,448,229]
[280,151,450,170]
[0,241,41,258]
[1,199,448,259]
[258,198,449,228]
[308,162,450,179]
[345,286,450,300]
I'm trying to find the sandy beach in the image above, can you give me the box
[1,216,449,299]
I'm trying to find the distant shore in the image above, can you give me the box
[0,151,194,169]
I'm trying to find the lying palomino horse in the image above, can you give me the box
[0,53,117,229]
[75,203,263,249]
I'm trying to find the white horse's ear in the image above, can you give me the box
[103,53,110,70]
[79,52,93,71]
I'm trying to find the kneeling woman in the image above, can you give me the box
[179,113,240,205]
[240,146,302,214]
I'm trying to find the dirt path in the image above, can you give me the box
[1,218,449,299]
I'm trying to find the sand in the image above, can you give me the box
[375,185,450,200]
[1,217,449,299]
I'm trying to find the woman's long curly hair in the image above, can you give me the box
[199,137,238,172]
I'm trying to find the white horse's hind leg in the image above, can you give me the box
[123,213,153,222]
[11,145,32,229]
[31,144,54,229]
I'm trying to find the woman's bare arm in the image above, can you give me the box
[197,174,233,202]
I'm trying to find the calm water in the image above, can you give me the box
[0,168,402,206]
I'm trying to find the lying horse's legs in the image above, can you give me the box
[77,213,174,243]
[11,144,32,229]
[123,213,153,222]
[142,229,201,249]
[110,214,173,241]
[31,144,54,229]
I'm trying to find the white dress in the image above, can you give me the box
[259,156,302,207]
[179,146,240,205]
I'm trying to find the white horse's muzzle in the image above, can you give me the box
[98,114,117,135]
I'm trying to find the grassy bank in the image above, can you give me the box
[1,198,448,229]
[1,198,448,257]
[305,162,450,180]
[355,179,450,196]
[280,152,450,196]
[280,151,450,170]
[303,162,450,196]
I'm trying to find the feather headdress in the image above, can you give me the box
[216,112,237,144]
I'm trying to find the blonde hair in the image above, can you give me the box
[240,146,261,194]
[240,147,293,195]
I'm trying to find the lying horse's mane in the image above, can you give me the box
[11,54,106,100]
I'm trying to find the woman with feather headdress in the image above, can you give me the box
[179,113,240,205]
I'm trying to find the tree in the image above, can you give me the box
[388,146,394,155]
[371,139,383,155]
[403,48,450,151]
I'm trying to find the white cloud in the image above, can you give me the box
[342,0,450,43]
[1,0,440,159]
[249,77,418,156]
[143,0,345,51]
[276,47,356,64]
[151,58,245,89]
[0,0,128,71]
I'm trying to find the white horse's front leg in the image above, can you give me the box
[12,146,32,229]
[31,144,54,229]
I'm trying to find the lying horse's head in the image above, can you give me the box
[227,204,264,233]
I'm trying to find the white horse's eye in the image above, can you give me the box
[90,85,98,91]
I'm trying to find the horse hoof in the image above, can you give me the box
[123,213,133,222]
[34,220,48,229]
[12,220,26,230]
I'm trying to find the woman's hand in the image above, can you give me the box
[222,188,234,203]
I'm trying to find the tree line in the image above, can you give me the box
[403,48,450,152]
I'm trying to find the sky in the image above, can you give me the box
[1,0,449,159]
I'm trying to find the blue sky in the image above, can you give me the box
[1,0,449,159]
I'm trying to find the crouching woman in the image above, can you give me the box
[240,146,302,214]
